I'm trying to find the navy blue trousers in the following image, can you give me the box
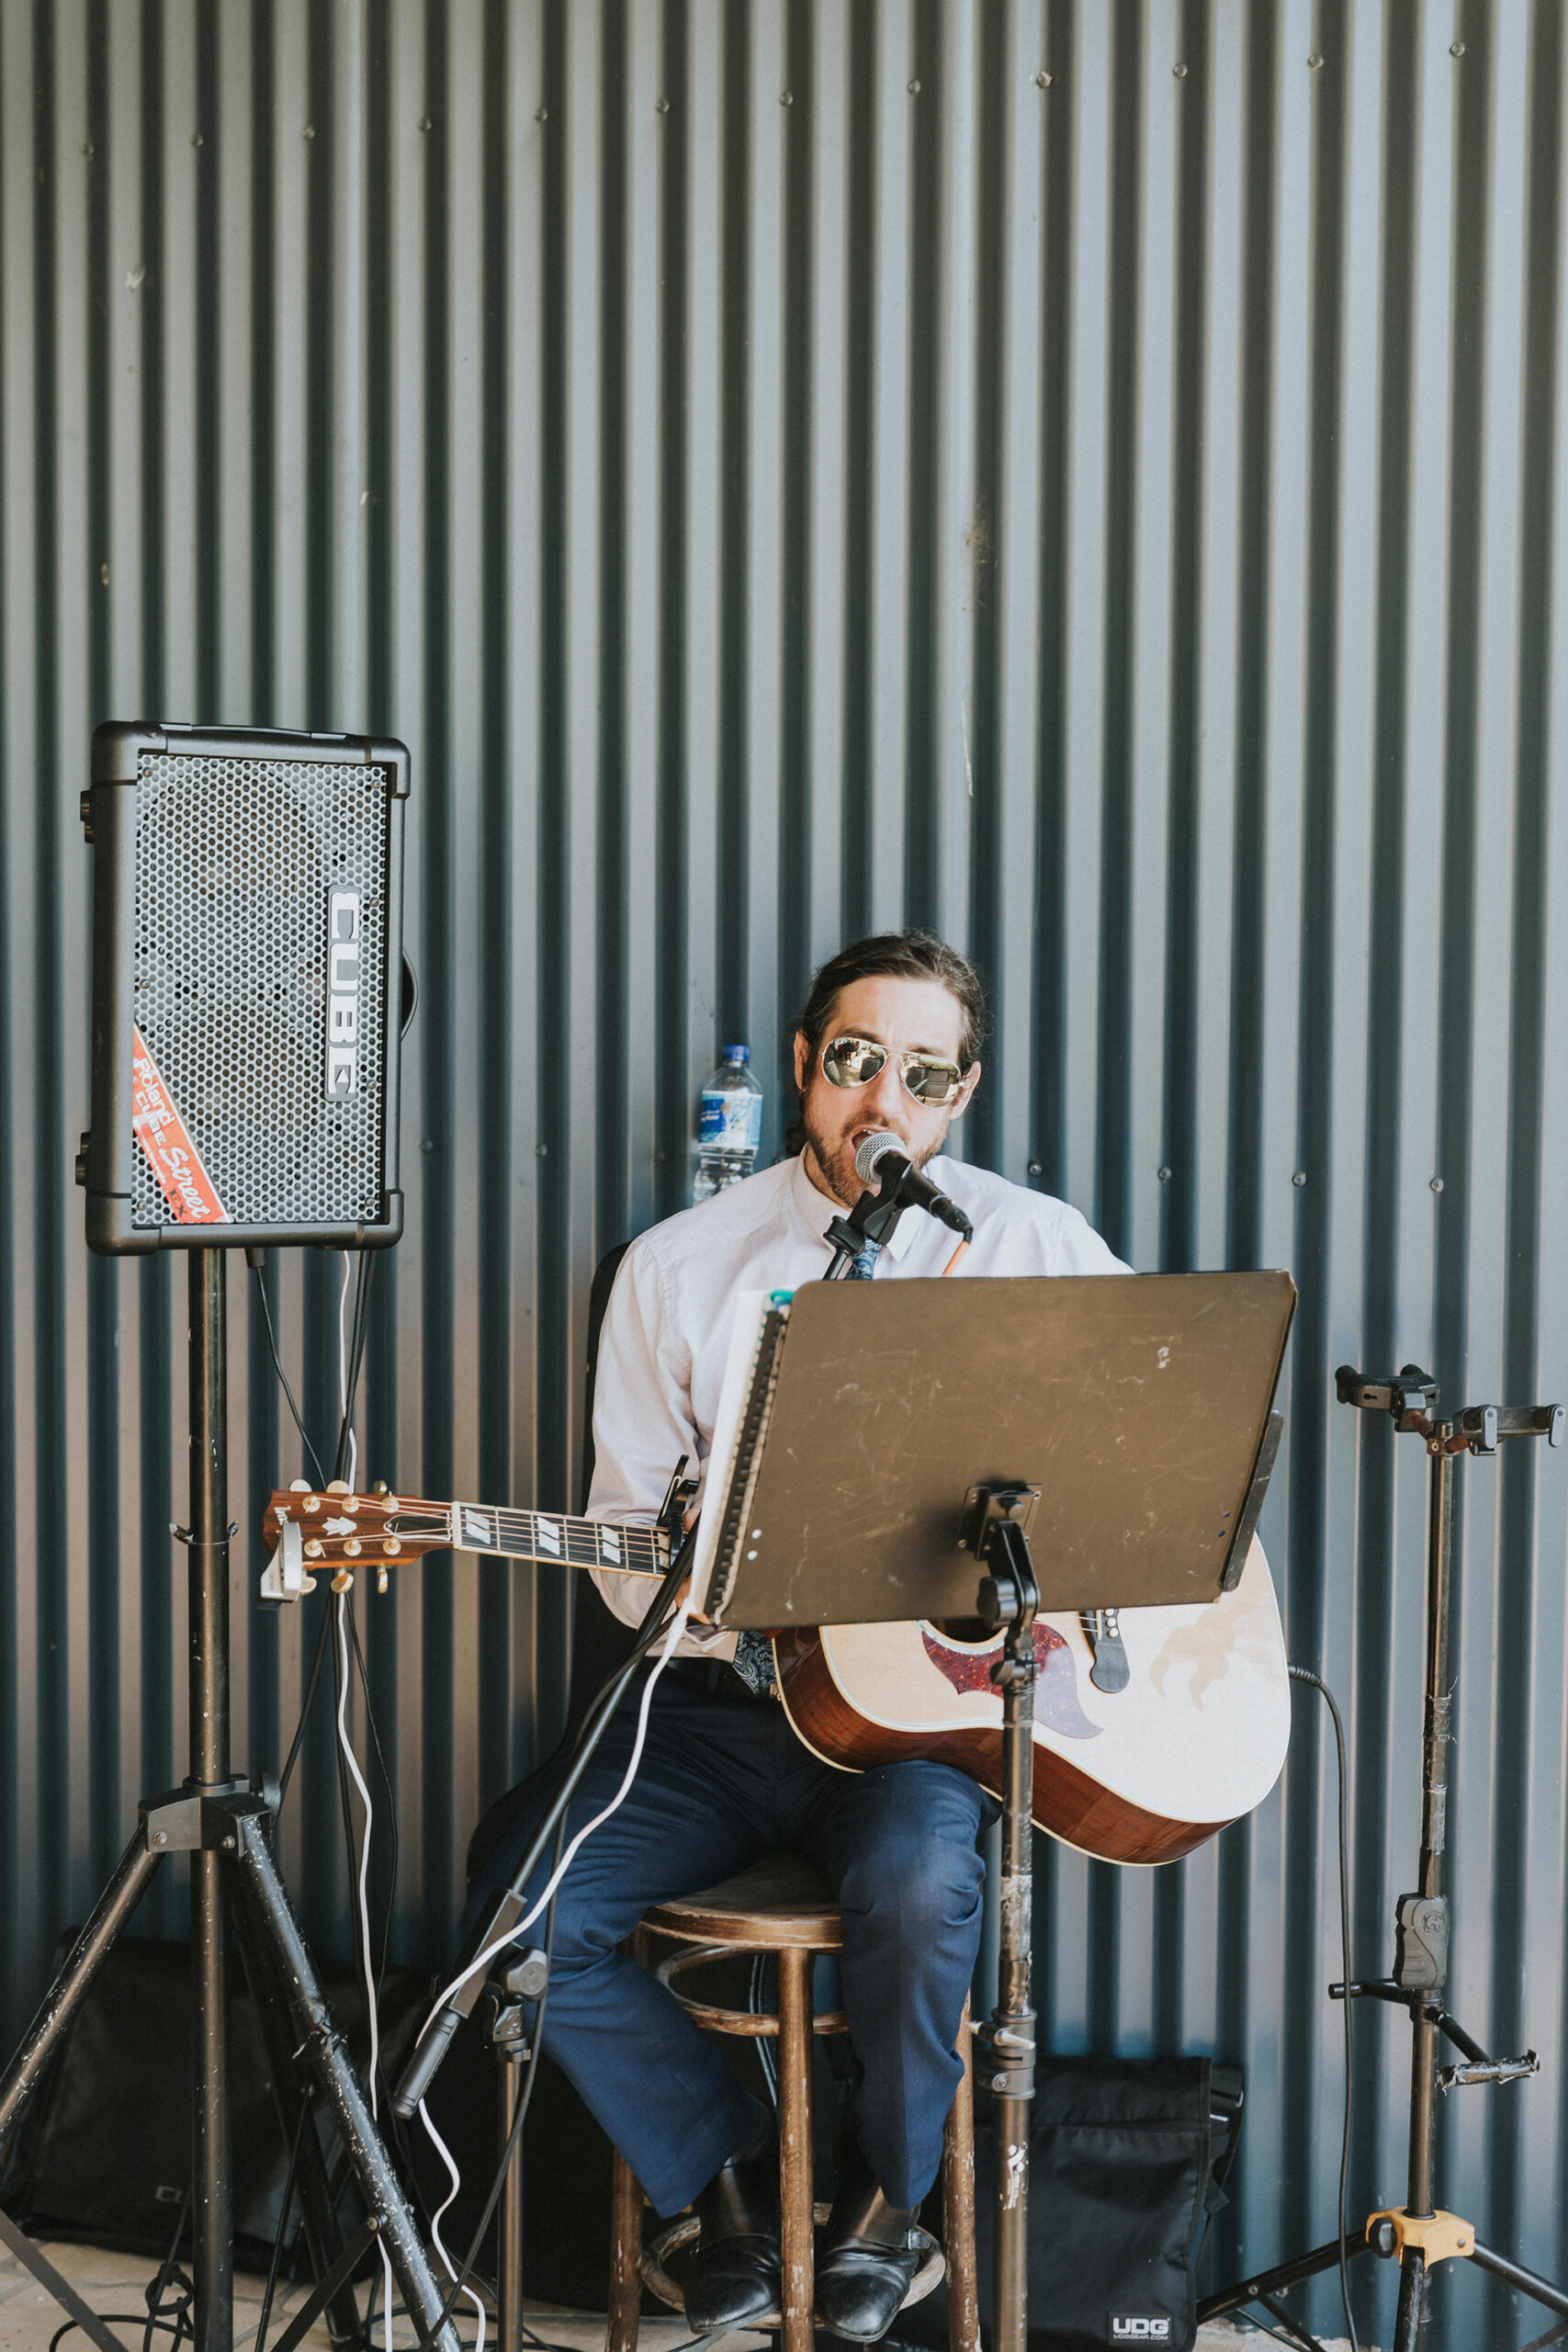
[465,1665,997,2220]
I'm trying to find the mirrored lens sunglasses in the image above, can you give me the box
[819,1034,964,1106]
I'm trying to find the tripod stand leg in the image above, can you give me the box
[194,1849,233,2352]
[237,1937,372,2352]
[230,1814,463,2352]
[1471,2243,1568,2322]
[1392,2247,1427,2352]
[0,1828,161,2145]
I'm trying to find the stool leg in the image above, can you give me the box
[942,2000,981,2352]
[606,1929,649,2352]
[606,2150,644,2352]
[777,1946,816,2352]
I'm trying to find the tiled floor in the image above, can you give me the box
[0,2240,1362,2352]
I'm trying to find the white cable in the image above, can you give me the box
[410,1600,690,2346]
[420,2098,488,2352]
[337,1253,357,1489]
[420,1597,693,2032]
[334,1589,394,2352]
[397,1572,688,2352]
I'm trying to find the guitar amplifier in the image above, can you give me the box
[79,721,407,1253]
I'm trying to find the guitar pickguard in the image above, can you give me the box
[919,1623,1101,1741]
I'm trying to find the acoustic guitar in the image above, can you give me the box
[261,1483,1289,1867]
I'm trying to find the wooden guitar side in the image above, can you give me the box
[773,1537,1290,1868]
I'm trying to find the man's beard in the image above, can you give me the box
[800,1104,948,1211]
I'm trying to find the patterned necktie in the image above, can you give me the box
[848,1235,884,1281]
[732,1628,777,1697]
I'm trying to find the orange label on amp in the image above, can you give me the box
[131,1030,229,1225]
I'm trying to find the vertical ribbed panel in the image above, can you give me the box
[3,4,1566,2334]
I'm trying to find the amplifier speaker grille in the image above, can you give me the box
[130,752,389,1229]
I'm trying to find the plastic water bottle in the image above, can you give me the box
[694,1046,763,1201]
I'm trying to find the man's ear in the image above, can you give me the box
[949,1060,982,1119]
[793,1029,810,1091]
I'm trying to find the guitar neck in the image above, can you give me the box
[404,1497,670,1580]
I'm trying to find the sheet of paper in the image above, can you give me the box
[686,1288,775,1617]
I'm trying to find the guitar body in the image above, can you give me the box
[773,1537,1289,1867]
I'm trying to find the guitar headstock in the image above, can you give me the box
[261,1482,454,1602]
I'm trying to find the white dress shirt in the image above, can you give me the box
[587,1149,1130,1658]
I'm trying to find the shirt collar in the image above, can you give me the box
[787,1148,926,1261]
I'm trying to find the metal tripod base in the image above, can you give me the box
[1200,2223,1568,2350]
[0,1784,462,2352]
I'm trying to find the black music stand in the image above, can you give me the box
[686,1269,1296,2352]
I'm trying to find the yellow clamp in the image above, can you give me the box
[1367,2209,1475,2268]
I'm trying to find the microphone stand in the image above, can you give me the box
[817,1184,1031,2352]
[822,1184,908,1279]
[821,1155,972,1279]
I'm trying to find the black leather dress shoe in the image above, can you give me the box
[682,2130,782,2333]
[815,2138,922,2343]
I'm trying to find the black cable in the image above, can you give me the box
[276,1600,334,1808]
[250,1260,327,1489]
[1288,1663,1359,2352]
[333,1252,376,1485]
[49,2318,188,2352]
[144,2187,194,2352]
[254,2103,310,2352]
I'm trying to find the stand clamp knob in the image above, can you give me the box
[975,2017,1036,2098]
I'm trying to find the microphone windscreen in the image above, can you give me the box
[853,1131,903,1185]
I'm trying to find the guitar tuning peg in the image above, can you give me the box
[371,1479,389,1496]
[326,1478,352,1496]
[377,1566,389,1594]
[331,1568,355,1594]
[289,1479,311,1494]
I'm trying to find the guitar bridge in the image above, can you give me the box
[1080,1609,1130,1693]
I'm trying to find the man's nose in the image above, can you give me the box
[860,1057,906,1126]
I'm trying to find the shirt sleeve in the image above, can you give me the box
[1051,1198,1134,1276]
[582,1238,733,1651]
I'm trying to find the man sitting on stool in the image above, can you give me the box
[467,931,1127,2344]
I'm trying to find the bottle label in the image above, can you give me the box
[699,1089,762,1153]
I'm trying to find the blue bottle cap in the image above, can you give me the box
[723,1044,750,1061]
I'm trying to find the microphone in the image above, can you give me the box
[853,1132,973,1238]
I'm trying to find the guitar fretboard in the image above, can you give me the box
[404,1498,669,1580]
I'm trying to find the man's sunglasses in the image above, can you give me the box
[819,1034,965,1107]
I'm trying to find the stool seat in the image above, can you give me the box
[641,1852,844,1951]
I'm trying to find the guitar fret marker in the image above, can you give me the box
[599,1529,622,1566]
[536,1518,561,1555]
[462,1510,494,1547]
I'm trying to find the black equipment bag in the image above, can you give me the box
[905,2055,1244,2352]
[0,1932,428,2270]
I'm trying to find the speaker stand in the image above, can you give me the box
[0,1250,460,2352]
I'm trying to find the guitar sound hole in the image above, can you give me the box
[931,1618,996,1648]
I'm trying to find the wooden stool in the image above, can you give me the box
[606,1852,979,2352]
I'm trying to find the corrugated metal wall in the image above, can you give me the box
[3,0,1566,2335]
